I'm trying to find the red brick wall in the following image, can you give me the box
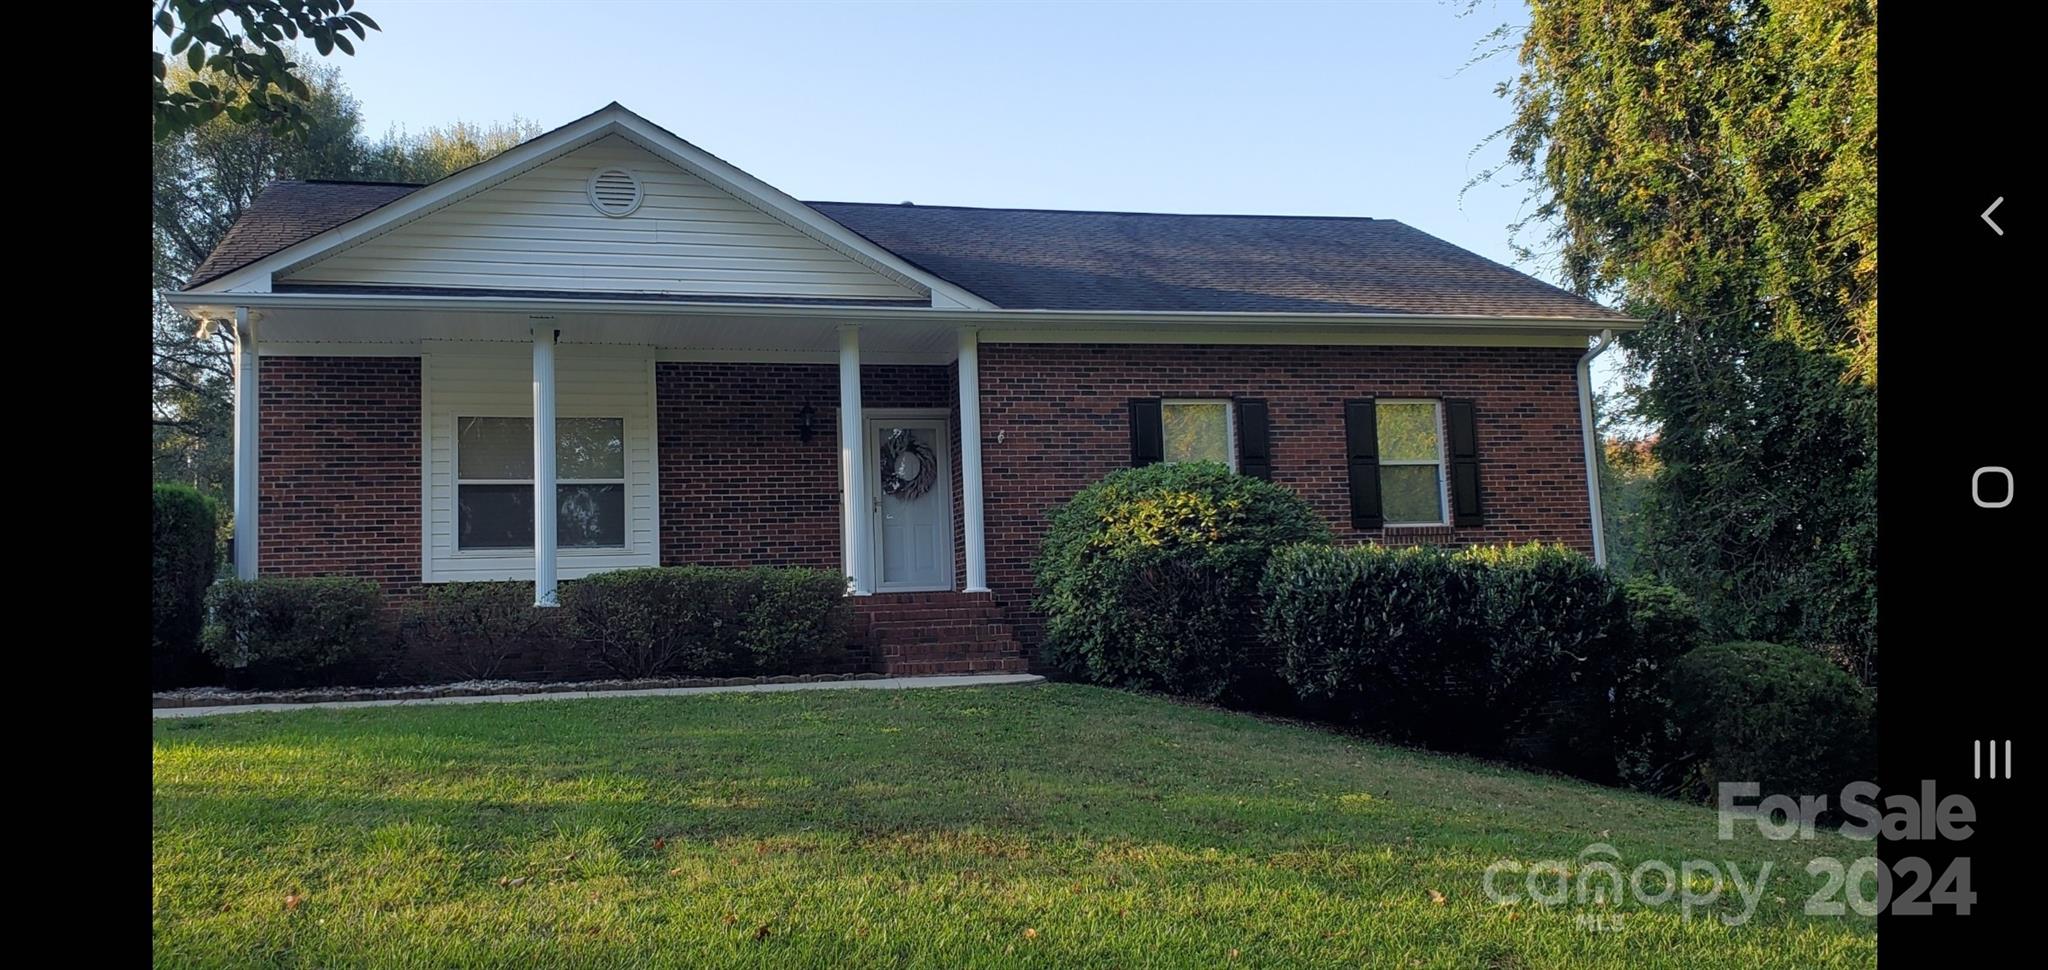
[257,357,422,595]
[254,348,1591,654]
[655,362,955,570]
[975,343,1595,644]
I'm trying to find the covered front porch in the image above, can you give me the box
[188,295,996,609]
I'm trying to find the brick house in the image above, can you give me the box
[171,103,1638,675]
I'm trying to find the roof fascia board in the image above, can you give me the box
[164,289,1638,334]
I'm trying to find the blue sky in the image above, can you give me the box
[337,1,1539,266]
[317,1,1621,385]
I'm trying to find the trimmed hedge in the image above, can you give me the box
[201,578,386,688]
[562,566,849,679]
[1669,640,1876,803]
[152,484,220,688]
[1262,543,1628,772]
[1034,461,1330,702]
[399,581,563,681]
[1612,579,1705,794]
[737,568,855,673]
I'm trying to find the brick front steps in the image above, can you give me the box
[852,591,1031,676]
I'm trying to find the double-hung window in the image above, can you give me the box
[1375,400,1448,526]
[456,416,627,550]
[1160,399,1236,470]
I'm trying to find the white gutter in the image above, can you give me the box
[1577,329,1617,566]
[164,290,1638,333]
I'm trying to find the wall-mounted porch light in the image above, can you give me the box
[795,405,819,443]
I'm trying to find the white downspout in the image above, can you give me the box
[1577,329,1616,567]
[532,325,559,607]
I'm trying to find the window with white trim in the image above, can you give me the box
[1375,400,1448,526]
[456,416,626,550]
[1160,399,1236,470]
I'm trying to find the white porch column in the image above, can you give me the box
[957,327,990,593]
[230,306,259,581]
[839,325,872,594]
[532,325,559,607]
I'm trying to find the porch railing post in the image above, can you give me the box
[231,306,259,581]
[957,326,989,593]
[839,325,871,594]
[533,325,559,607]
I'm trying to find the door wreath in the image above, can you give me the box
[878,430,938,500]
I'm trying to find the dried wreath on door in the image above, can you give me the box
[878,428,938,500]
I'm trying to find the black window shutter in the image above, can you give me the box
[1129,398,1164,466]
[1343,399,1382,529]
[1235,398,1271,480]
[1447,399,1484,526]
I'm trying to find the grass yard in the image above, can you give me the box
[152,683,1875,968]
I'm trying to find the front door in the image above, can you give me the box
[868,414,953,591]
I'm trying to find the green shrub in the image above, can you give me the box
[399,582,565,681]
[153,484,220,688]
[1612,579,1705,793]
[1263,543,1627,770]
[1263,543,1480,732]
[201,578,385,688]
[563,566,850,679]
[563,567,738,678]
[1458,544,1629,773]
[1034,461,1330,702]
[1668,641,1876,804]
[737,567,851,673]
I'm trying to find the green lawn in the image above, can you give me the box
[152,683,1875,968]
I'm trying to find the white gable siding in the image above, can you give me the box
[286,135,923,301]
[423,340,658,582]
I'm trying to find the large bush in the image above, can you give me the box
[399,582,565,681]
[1263,543,1480,732]
[1461,544,1629,773]
[563,566,849,679]
[564,568,738,678]
[1668,641,1876,804]
[1263,543,1627,770]
[153,484,220,688]
[1611,578,1705,793]
[201,578,386,688]
[1034,462,1330,702]
[736,568,851,673]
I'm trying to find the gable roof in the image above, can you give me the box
[182,105,1628,322]
[183,103,992,308]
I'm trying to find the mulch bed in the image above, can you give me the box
[152,672,888,709]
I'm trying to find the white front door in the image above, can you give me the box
[867,414,953,591]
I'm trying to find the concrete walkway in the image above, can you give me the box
[153,673,1045,719]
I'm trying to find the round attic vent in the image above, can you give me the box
[586,168,643,217]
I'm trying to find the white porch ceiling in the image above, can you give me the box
[239,306,963,361]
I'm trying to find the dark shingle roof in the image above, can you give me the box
[185,182,1628,321]
[812,202,1627,319]
[187,180,422,287]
